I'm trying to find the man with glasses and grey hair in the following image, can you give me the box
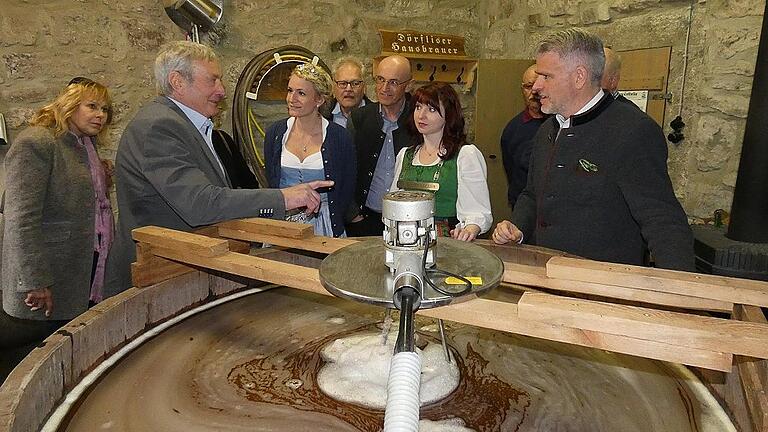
[323,56,371,128]
[492,28,694,271]
[105,41,333,295]
[345,54,417,237]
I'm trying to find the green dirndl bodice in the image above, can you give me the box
[396,147,459,236]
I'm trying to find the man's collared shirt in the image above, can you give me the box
[365,101,405,213]
[555,89,605,129]
[331,99,366,128]
[168,97,226,178]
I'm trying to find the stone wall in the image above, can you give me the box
[0,0,485,197]
[0,0,764,219]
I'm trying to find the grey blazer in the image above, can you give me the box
[1,126,94,321]
[104,97,285,296]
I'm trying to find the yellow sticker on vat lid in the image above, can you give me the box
[444,276,483,285]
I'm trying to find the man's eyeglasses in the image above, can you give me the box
[336,80,364,89]
[375,76,410,88]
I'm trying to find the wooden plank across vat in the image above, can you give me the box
[546,256,768,308]
[131,226,253,288]
[503,261,733,313]
[131,254,196,288]
[149,247,330,298]
[733,304,768,432]
[419,297,733,372]
[517,292,768,359]
[217,226,356,255]
[212,227,732,314]
[193,225,251,253]
[134,232,734,371]
[479,242,732,313]
[217,217,315,239]
[132,226,230,257]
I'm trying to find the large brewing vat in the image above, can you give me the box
[62,288,733,431]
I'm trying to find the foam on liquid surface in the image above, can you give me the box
[317,332,460,409]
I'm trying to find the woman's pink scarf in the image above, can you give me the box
[81,135,114,303]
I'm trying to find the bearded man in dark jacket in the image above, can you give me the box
[492,28,694,271]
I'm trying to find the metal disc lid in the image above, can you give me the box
[319,238,504,309]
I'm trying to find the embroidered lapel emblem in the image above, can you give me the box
[578,158,598,172]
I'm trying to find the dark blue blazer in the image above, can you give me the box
[264,118,356,237]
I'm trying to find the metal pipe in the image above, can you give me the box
[438,319,451,363]
[394,287,417,354]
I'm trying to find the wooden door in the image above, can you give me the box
[617,46,672,127]
[474,59,533,228]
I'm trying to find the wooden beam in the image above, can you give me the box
[517,291,768,359]
[733,304,768,432]
[420,299,732,372]
[504,262,732,313]
[150,247,330,298]
[135,228,748,370]
[736,356,768,431]
[546,256,768,308]
[135,242,154,265]
[217,217,314,239]
[132,226,230,257]
[131,254,195,288]
[205,231,731,313]
[477,241,732,313]
[132,224,256,289]
[209,229,729,314]
[193,225,252,254]
[142,240,732,371]
[734,304,768,324]
[131,226,252,288]
[217,227,356,255]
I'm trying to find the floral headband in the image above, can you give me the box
[293,62,332,96]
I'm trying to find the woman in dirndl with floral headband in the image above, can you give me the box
[264,63,356,237]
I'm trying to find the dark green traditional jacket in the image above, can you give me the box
[511,93,694,271]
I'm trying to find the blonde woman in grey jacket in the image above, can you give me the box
[0,79,113,381]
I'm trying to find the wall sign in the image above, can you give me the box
[379,30,467,58]
[619,90,649,112]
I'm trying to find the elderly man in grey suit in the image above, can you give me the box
[105,41,331,296]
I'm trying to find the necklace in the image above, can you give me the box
[290,115,323,154]
[421,145,441,157]
[300,126,321,153]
